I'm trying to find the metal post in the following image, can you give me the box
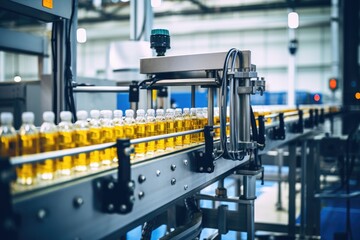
[288,143,297,237]
[331,0,339,103]
[239,78,251,143]
[276,148,284,210]
[243,175,256,240]
[300,140,307,238]
[147,89,153,109]
[208,88,214,126]
[191,85,196,108]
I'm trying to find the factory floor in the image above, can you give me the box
[126,166,360,239]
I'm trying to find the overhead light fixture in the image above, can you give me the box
[14,75,22,82]
[288,12,299,29]
[151,0,162,8]
[77,28,87,44]
[120,0,129,2]
[93,0,102,8]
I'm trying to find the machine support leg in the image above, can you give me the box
[276,148,284,210]
[300,140,307,238]
[288,143,297,237]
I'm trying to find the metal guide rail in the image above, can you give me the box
[0,105,339,240]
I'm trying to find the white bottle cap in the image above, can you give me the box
[76,110,88,120]
[60,111,72,121]
[147,109,155,115]
[156,109,164,115]
[175,108,182,114]
[166,108,174,114]
[125,109,134,117]
[102,110,112,119]
[136,109,145,116]
[90,110,100,119]
[113,110,123,118]
[0,112,13,125]
[190,108,196,113]
[183,108,190,113]
[43,111,55,122]
[22,112,34,123]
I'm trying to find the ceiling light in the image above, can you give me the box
[77,28,87,44]
[14,75,22,82]
[288,12,299,29]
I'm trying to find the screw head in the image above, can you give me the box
[171,164,176,171]
[120,204,127,212]
[171,178,176,185]
[128,181,135,190]
[184,185,188,190]
[156,170,161,176]
[37,209,46,220]
[207,167,212,172]
[138,191,145,199]
[199,167,203,172]
[96,181,102,189]
[183,159,188,166]
[73,197,84,208]
[129,195,136,203]
[107,204,114,212]
[138,175,146,184]
[108,182,115,190]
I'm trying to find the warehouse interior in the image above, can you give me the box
[0,0,359,239]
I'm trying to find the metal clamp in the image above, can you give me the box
[97,139,135,214]
[269,113,286,140]
[257,115,266,150]
[237,78,265,96]
[0,158,19,240]
[290,110,304,133]
[195,126,215,173]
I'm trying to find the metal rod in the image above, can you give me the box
[73,86,130,93]
[208,88,215,126]
[191,85,196,108]
[147,89,153,109]
[239,79,251,143]
[276,148,284,210]
[148,78,218,87]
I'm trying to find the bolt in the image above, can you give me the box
[199,167,203,172]
[124,146,134,156]
[184,185,188,190]
[171,178,176,185]
[129,195,136,203]
[138,175,146,184]
[128,181,135,190]
[133,88,137,92]
[199,152,204,157]
[37,209,46,221]
[171,164,176,171]
[107,204,114,212]
[156,170,161,176]
[138,191,145,199]
[108,182,114,190]
[207,167,212,172]
[96,181,102,189]
[183,159,188,166]
[120,204,127,212]
[73,197,84,208]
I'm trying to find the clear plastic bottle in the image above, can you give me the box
[145,109,156,155]
[197,108,206,142]
[73,110,90,172]
[100,110,114,167]
[182,108,191,146]
[17,112,40,185]
[57,111,74,176]
[165,108,175,150]
[174,108,184,148]
[0,112,19,158]
[88,110,101,170]
[135,109,147,158]
[155,109,166,152]
[38,111,58,180]
[190,108,200,144]
[112,110,124,164]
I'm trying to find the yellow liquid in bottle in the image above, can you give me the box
[191,118,200,144]
[88,127,101,169]
[135,123,146,157]
[145,122,156,154]
[166,120,175,150]
[101,127,114,167]
[156,121,166,152]
[112,125,124,164]
[226,115,230,136]
[38,132,58,180]
[57,131,74,176]
[199,117,208,142]
[183,118,192,145]
[17,133,40,185]
[124,124,135,159]
[175,119,183,148]
[0,135,19,157]
[74,129,89,172]
[214,115,220,138]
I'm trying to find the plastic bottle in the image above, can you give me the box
[0,112,19,158]
[165,108,175,150]
[57,111,74,176]
[190,108,199,144]
[135,109,147,158]
[197,108,206,142]
[174,108,184,148]
[73,110,90,172]
[112,110,124,164]
[145,109,156,155]
[155,109,166,152]
[38,111,58,180]
[17,112,40,185]
[124,109,136,159]
[182,108,191,146]
[88,110,101,169]
[100,110,114,167]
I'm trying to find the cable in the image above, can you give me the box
[51,23,58,120]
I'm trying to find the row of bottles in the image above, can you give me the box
[0,107,228,186]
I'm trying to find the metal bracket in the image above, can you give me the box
[290,110,304,133]
[97,139,135,214]
[195,126,215,173]
[129,81,139,103]
[0,158,19,240]
[304,109,314,128]
[236,77,265,96]
[257,115,266,150]
[269,113,286,140]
